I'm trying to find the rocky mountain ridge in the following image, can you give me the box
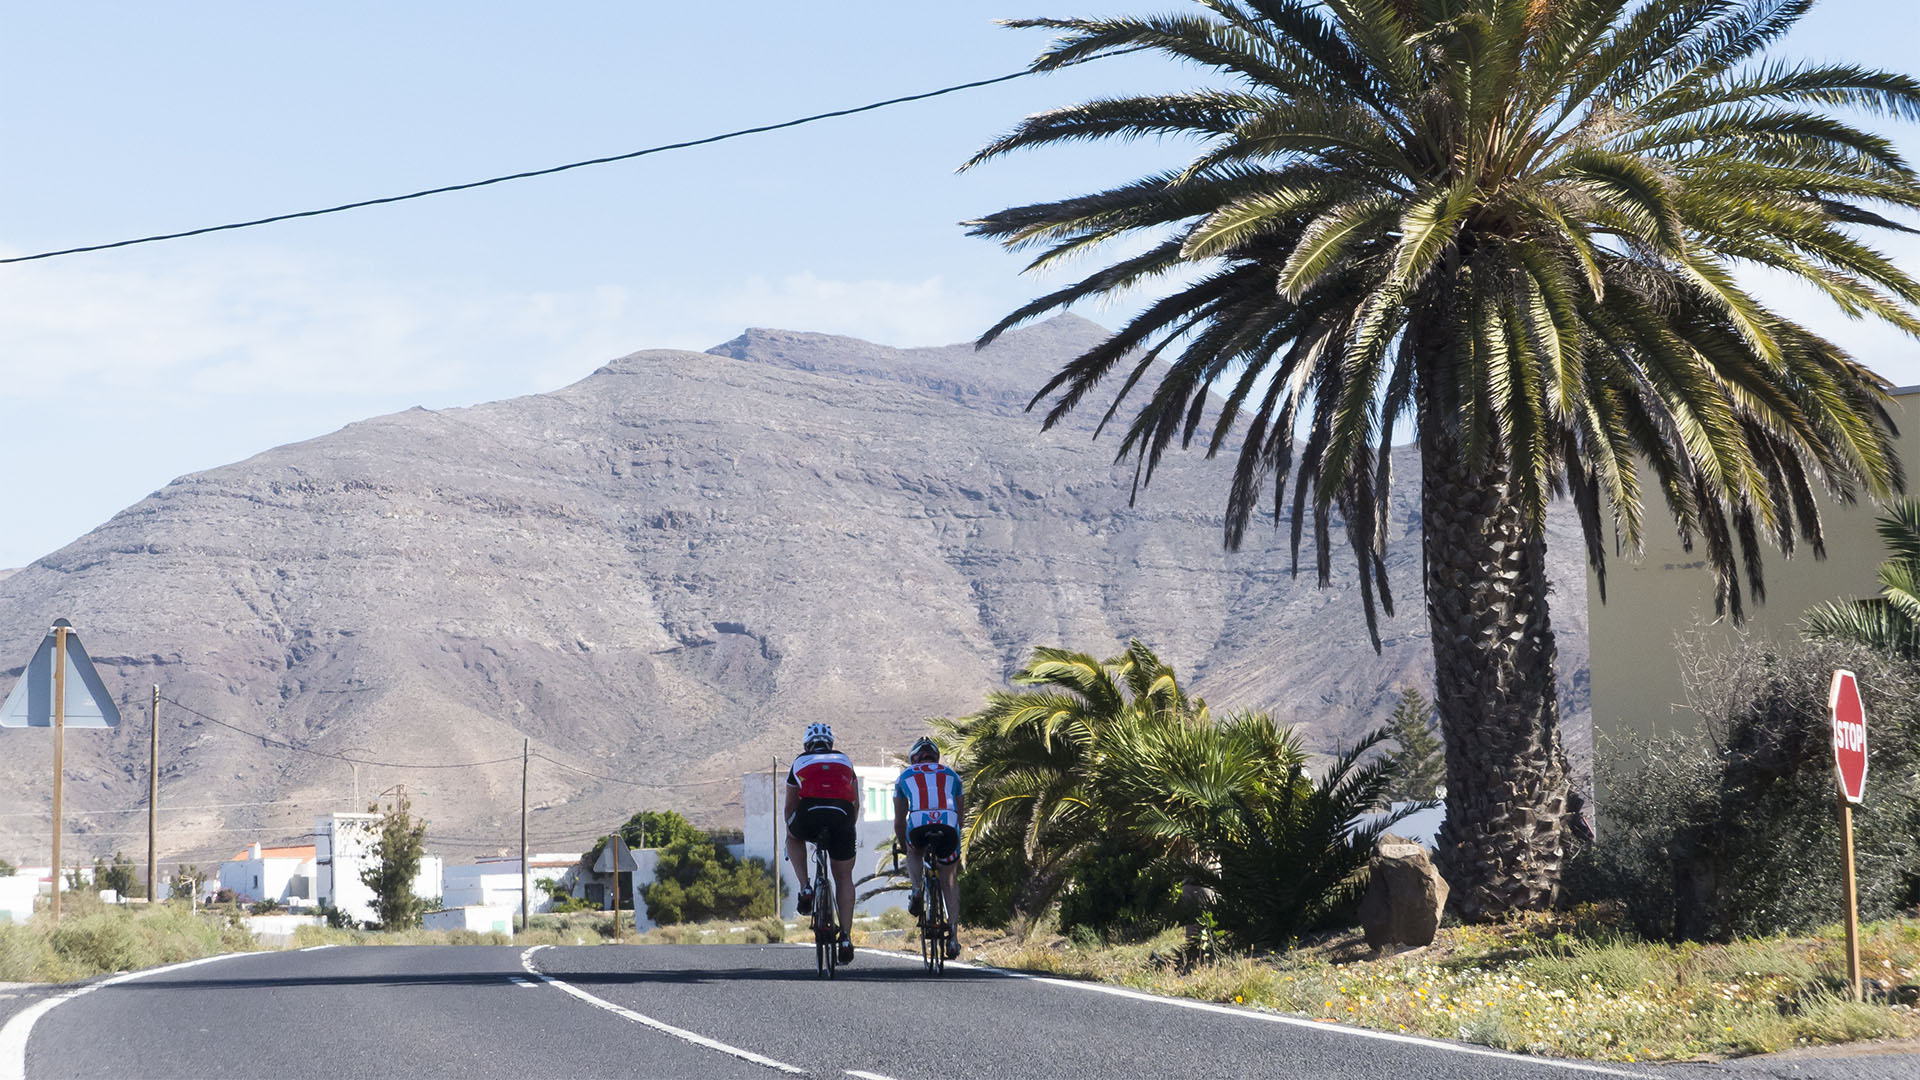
[0,315,1590,868]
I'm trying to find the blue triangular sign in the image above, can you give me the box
[0,620,122,729]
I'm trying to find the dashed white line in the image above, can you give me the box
[845,1071,902,1080]
[508,976,539,989]
[517,945,804,1074]
[0,952,250,1080]
[856,948,1652,1078]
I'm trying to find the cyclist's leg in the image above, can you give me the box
[831,855,856,931]
[937,859,960,931]
[784,821,812,892]
[903,841,926,910]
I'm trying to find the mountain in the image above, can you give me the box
[0,315,1589,869]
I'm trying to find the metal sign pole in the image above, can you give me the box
[148,685,159,904]
[51,625,67,922]
[1840,797,1863,1000]
[520,738,529,934]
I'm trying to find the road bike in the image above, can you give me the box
[810,840,838,979]
[916,845,949,976]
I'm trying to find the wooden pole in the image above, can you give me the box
[520,738,529,933]
[51,625,67,922]
[1840,798,1863,1001]
[770,756,780,918]
[148,685,159,904]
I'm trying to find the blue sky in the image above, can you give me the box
[3,1,1917,568]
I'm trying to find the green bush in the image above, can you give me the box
[1058,836,1182,941]
[1588,636,1920,939]
[640,836,775,925]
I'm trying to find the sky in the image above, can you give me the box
[3,1,1918,569]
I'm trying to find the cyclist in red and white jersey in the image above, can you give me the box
[894,736,964,959]
[784,721,859,963]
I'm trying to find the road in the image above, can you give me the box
[5,944,1917,1079]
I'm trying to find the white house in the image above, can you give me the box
[743,763,909,920]
[218,843,317,906]
[314,813,443,926]
[443,853,584,913]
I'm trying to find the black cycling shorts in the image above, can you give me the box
[908,823,960,865]
[787,801,857,862]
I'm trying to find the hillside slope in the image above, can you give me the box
[0,315,1589,867]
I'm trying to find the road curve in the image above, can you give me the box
[9,943,1916,1079]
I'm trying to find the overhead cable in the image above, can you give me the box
[0,48,1142,266]
[162,695,520,770]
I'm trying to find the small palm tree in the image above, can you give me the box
[939,641,1198,927]
[966,0,1918,918]
[1806,497,1920,657]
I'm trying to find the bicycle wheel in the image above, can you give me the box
[927,874,946,976]
[816,850,837,979]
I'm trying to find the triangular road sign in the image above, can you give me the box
[594,834,638,874]
[0,620,122,729]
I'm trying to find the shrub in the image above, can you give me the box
[1587,635,1920,939]
[1058,836,1182,941]
[360,797,428,930]
[640,837,774,925]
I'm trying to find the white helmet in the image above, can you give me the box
[803,722,834,753]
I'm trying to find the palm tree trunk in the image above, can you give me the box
[1421,427,1575,920]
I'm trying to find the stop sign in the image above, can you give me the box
[1831,669,1868,803]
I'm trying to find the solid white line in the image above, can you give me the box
[845,1071,902,1080]
[855,948,1650,1078]
[297,944,338,952]
[517,946,804,1074]
[0,952,249,1080]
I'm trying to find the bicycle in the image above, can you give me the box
[916,845,949,976]
[810,841,838,979]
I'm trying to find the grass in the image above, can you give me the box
[0,894,253,983]
[953,909,1920,1062]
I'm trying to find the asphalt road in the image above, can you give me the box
[7,944,1919,1080]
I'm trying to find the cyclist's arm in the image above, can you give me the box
[782,777,798,819]
[893,794,909,850]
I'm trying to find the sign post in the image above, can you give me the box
[1830,669,1868,1001]
[1,619,123,922]
[594,834,637,941]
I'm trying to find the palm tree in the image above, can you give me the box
[938,641,1198,927]
[966,0,1919,919]
[1806,497,1920,656]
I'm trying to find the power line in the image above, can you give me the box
[163,696,521,770]
[0,49,1142,266]
[529,752,733,789]
[0,795,346,820]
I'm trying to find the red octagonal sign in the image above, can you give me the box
[1831,669,1868,804]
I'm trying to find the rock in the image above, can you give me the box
[1359,835,1450,949]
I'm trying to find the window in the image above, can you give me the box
[252,875,259,889]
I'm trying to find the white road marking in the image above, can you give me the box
[518,946,804,1074]
[855,948,1652,1078]
[297,944,338,952]
[0,952,249,1080]
[508,977,539,989]
[845,1071,902,1080]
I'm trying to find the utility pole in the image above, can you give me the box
[520,738,529,933]
[147,685,159,904]
[50,624,67,922]
[760,753,768,910]
[770,756,779,919]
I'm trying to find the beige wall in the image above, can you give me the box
[1587,389,1920,807]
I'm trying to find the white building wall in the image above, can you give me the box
[423,905,516,935]
[218,851,317,906]
[742,764,908,920]
[315,815,441,925]
[0,877,37,923]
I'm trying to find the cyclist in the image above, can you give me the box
[784,721,858,963]
[894,736,964,960]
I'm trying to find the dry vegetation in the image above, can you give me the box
[956,909,1920,1062]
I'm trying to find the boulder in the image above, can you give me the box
[1358,835,1449,948]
